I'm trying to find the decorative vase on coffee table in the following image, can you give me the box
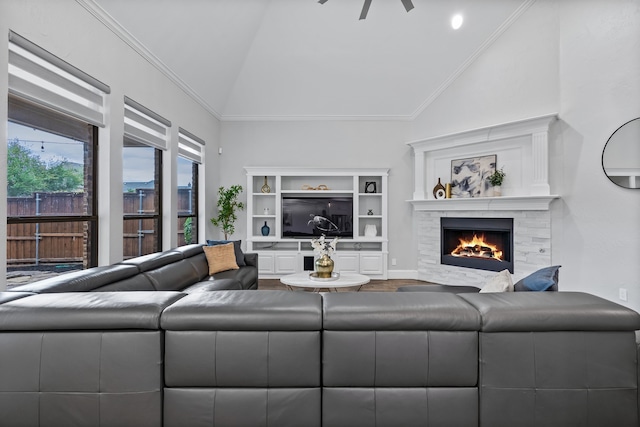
[315,254,334,278]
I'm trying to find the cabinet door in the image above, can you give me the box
[258,253,275,274]
[360,253,383,275]
[334,253,359,273]
[275,253,298,274]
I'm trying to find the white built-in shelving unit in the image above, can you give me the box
[245,167,389,279]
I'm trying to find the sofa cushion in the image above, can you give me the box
[211,266,258,290]
[480,269,514,293]
[120,251,183,272]
[323,292,481,331]
[203,243,239,275]
[459,292,640,332]
[207,240,246,266]
[0,292,185,330]
[161,291,322,331]
[0,292,35,304]
[514,265,560,291]
[181,279,242,293]
[8,264,140,293]
[144,259,201,292]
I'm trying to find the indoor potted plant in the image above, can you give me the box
[488,167,506,196]
[210,185,245,239]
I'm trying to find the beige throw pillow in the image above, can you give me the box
[203,243,239,275]
[479,269,514,293]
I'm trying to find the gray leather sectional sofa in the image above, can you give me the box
[0,249,639,426]
[8,243,258,294]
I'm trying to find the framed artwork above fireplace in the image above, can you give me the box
[450,154,496,198]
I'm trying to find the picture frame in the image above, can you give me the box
[450,154,496,198]
[364,182,377,193]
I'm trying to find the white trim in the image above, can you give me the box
[409,195,560,211]
[76,0,222,120]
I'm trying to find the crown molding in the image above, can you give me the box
[75,0,223,120]
[220,114,413,122]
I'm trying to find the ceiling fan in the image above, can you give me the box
[318,0,415,20]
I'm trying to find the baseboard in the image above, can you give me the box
[387,270,419,280]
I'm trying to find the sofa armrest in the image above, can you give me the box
[243,253,258,269]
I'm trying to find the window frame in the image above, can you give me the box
[7,95,99,268]
[122,143,163,257]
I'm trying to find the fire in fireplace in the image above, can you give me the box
[441,217,514,273]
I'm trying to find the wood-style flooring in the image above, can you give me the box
[258,278,434,292]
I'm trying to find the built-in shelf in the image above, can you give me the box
[409,195,560,211]
[245,167,389,279]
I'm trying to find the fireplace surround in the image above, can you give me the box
[407,115,560,286]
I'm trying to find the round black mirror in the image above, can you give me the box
[602,117,640,189]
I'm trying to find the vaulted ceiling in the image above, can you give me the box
[90,0,531,120]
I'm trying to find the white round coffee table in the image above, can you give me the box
[280,272,370,292]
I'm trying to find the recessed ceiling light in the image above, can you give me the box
[451,14,464,30]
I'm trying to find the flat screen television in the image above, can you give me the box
[282,196,353,238]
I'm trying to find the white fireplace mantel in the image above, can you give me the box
[410,195,559,211]
[406,114,560,211]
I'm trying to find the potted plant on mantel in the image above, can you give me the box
[210,185,245,239]
[488,167,506,197]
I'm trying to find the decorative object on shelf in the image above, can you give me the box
[263,207,270,215]
[261,176,271,193]
[365,182,377,193]
[488,167,506,197]
[311,234,338,278]
[367,209,374,215]
[445,183,452,199]
[364,223,377,237]
[433,178,446,199]
[210,185,245,239]
[301,184,330,191]
[451,154,496,198]
[261,221,270,236]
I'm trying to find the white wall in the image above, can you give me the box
[218,120,416,276]
[0,0,221,286]
[411,0,640,310]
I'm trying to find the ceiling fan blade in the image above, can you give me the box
[359,0,372,20]
[318,0,328,4]
[401,0,414,12]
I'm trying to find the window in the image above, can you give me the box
[6,32,107,281]
[122,98,170,258]
[177,129,204,245]
[7,96,98,274]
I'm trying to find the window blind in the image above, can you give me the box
[8,31,110,127]
[124,97,171,150]
[178,128,205,164]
